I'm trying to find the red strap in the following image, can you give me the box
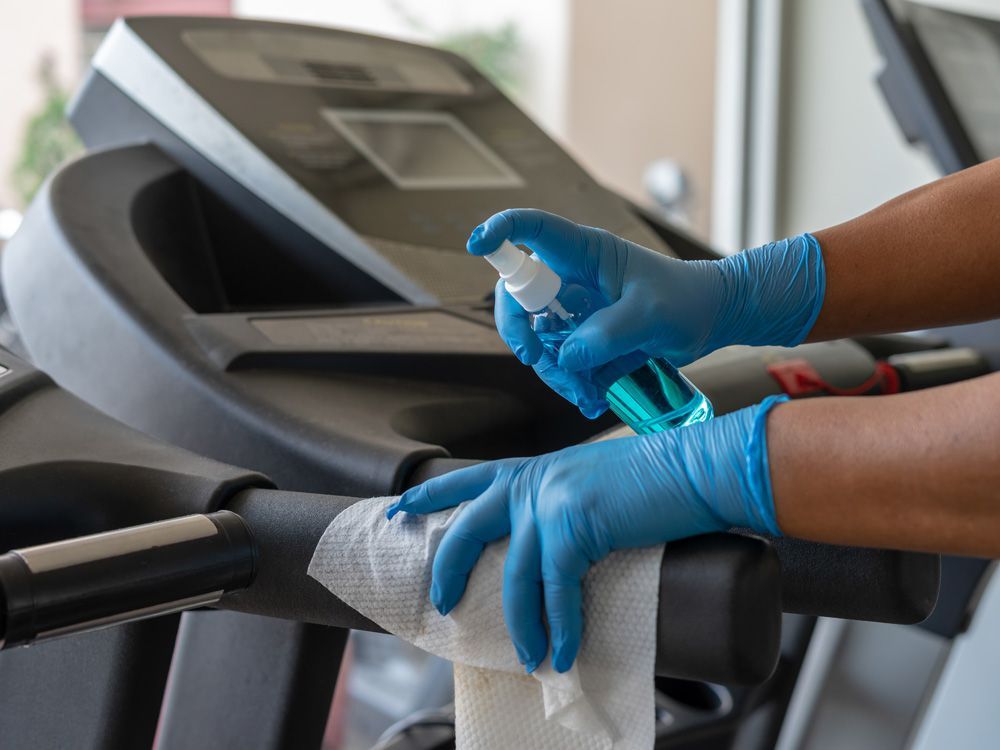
[766,359,900,398]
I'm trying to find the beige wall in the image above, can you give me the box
[0,0,81,209]
[563,0,717,237]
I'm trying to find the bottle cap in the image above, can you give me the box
[482,240,561,313]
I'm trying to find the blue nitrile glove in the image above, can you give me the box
[468,209,825,418]
[386,395,787,674]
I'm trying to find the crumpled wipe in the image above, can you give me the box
[308,496,663,749]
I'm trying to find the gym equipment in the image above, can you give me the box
[0,15,964,748]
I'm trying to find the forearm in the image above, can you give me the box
[768,373,1000,557]
[808,158,1000,341]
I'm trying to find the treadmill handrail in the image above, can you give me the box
[220,487,782,685]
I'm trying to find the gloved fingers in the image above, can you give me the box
[502,521,547,672]
[494,280,543,365]
[533,352,609,419]
[467,209,595,287]
[430,486,510,615]
[543,575,585,674]
[541,538,590,673]
[386,462,500,519]
[557,298,647,372]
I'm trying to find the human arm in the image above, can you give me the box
[395,161,1000,673]
[473,158,1000,418]
[809,157,1000,341]
[390,373,1000,672]
[770,372,1000,557]
[469,209,825,417]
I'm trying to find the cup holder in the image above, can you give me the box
[655,677,732,715]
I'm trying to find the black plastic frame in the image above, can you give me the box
[862,0,980,173]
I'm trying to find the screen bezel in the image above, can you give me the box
[322,108,525,190]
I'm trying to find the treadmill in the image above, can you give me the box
[1,15,981,749]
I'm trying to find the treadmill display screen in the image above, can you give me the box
[322,109,524,190]
[909,3,1000,159]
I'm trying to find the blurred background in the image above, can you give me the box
[1,1,998,748]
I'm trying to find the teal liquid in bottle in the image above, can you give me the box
[483,240,713,435]
[533,284,713,434]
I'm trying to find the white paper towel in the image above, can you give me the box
[308,496,664,749]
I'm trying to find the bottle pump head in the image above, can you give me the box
[483,240,561,313]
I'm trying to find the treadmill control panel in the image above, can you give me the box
[184,27,474,95]
[81,16,671,305]
[250,310,505,354]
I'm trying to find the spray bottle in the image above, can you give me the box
[484,240,713,434]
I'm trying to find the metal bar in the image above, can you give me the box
[0,511,255,648]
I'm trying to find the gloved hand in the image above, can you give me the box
[387,395,787,674]
[468,209,825,418]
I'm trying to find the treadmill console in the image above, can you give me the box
[73,16,670,306]
[864,0,1000,172]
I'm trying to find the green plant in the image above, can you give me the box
[436,22,523,95]
[12,56,83,207]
